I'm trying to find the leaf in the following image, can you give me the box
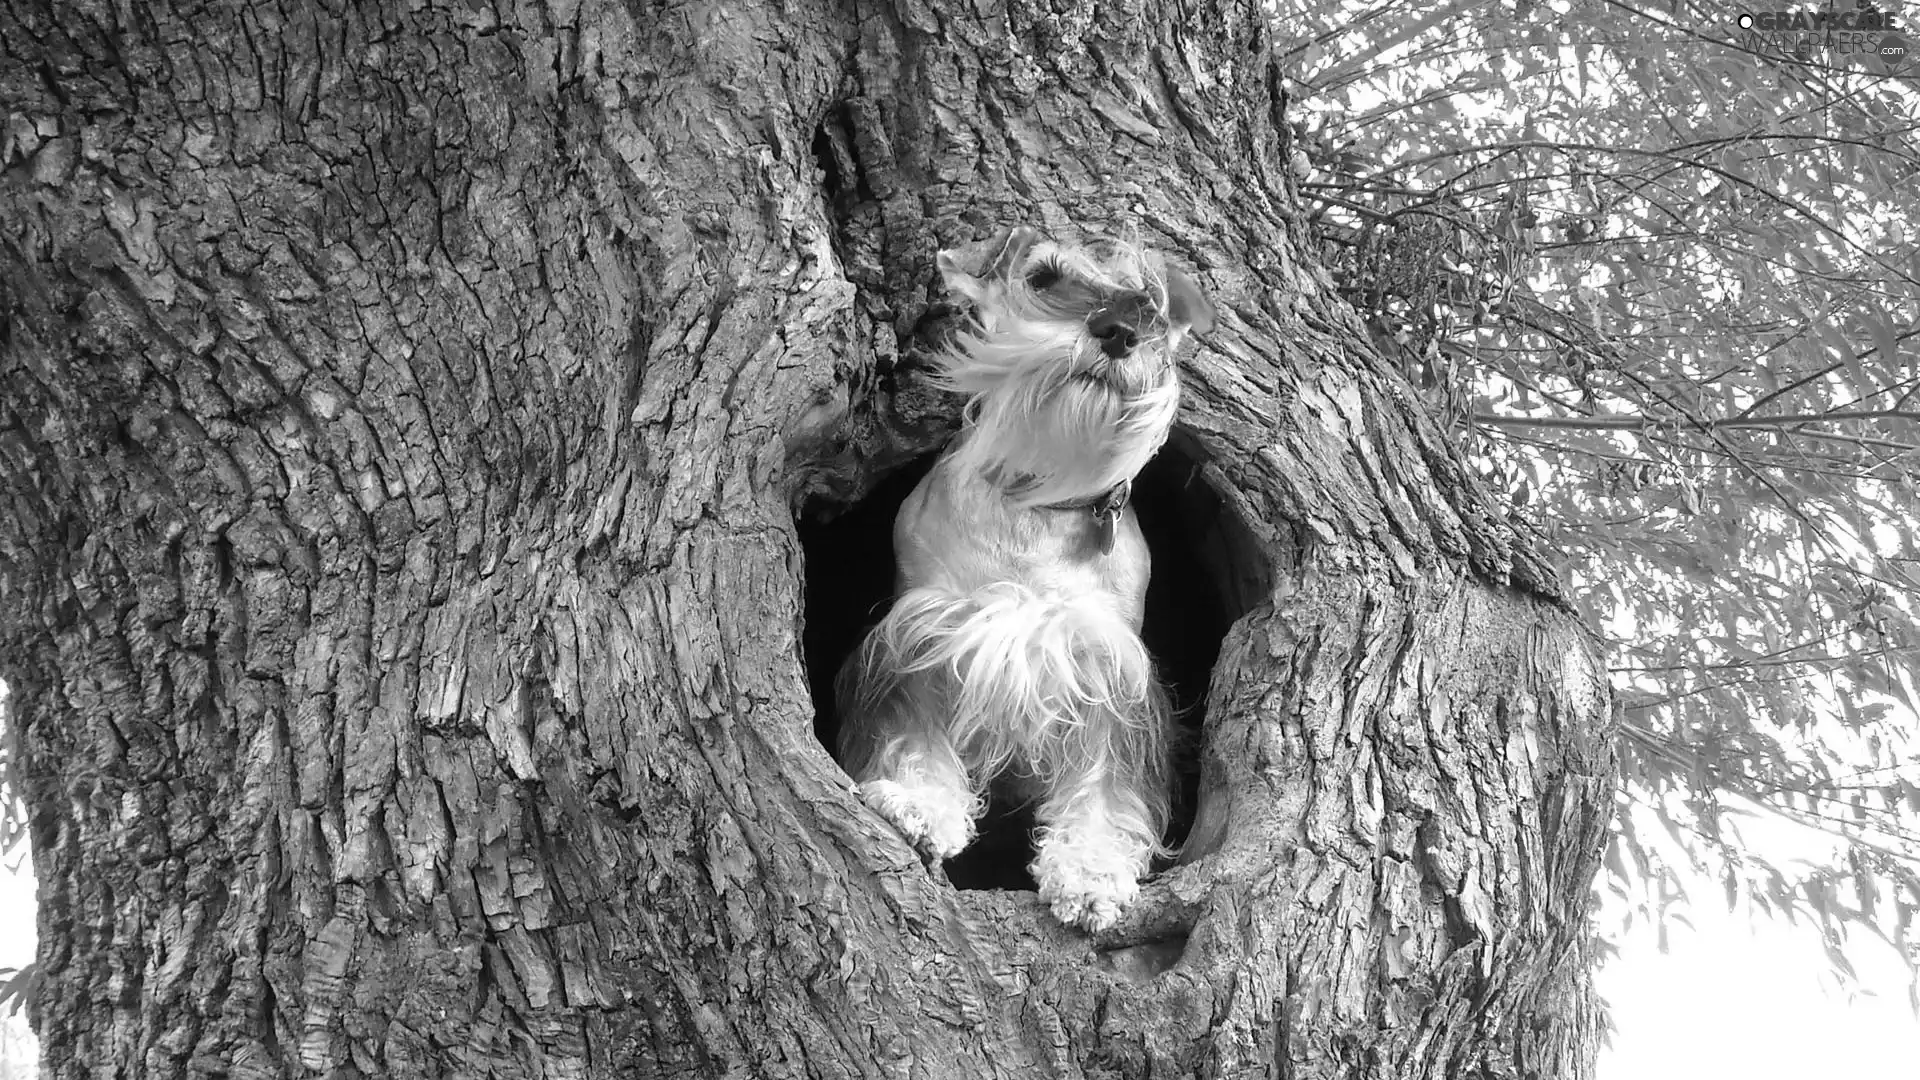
[1869,310,1900,367]
[1823,937,1859,981]
[0,962,36,1017]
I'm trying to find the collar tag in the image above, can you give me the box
[1093,511,1117,555]
[1090,479,1130,555]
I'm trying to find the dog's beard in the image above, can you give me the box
[941,335,1179,507]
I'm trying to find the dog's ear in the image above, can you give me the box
[938,226,1046,304]
[1164,268,1215,337]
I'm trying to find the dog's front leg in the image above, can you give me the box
[838,664,981,860]
[1030,775,1159,932]
[853,744,978,862]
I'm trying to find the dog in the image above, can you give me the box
[835,225,1213,930]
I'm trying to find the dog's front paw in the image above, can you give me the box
[1032,842,1143,932]
[856,779,976,861]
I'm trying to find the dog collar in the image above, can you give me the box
[1042,477,1132,514]
[1042,478,1132,555]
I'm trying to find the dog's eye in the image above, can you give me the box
[1025,260,1063,290]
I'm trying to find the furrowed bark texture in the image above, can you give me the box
[0,0,1617,1078]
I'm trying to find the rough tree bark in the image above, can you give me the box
[0,0,1617,1077]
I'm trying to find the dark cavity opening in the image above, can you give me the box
[798,430,1266,891]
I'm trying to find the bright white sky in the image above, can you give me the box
[2,855,1915,1071]
[0,860,25,970]
[1,857,32,1077]
[1597,885,1920,1078]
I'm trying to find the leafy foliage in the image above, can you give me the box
[0,688,30,1066]
[0,688,21,863]
[0,965,33,1019]
[1279,0,1920,986]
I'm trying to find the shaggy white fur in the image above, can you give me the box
[836,225,1211,931]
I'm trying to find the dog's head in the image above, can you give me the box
[935,227,1214,506]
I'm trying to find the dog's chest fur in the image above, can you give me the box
[892,440,1152,631]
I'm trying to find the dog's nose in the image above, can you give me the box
[1088,292,1153,357]
[1092,324,1138,358]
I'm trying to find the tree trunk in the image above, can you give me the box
[0,1,1617,1077]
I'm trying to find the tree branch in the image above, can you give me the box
[1473,409,1920,431]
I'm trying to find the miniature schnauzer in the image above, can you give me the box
[836,225,1213,931]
